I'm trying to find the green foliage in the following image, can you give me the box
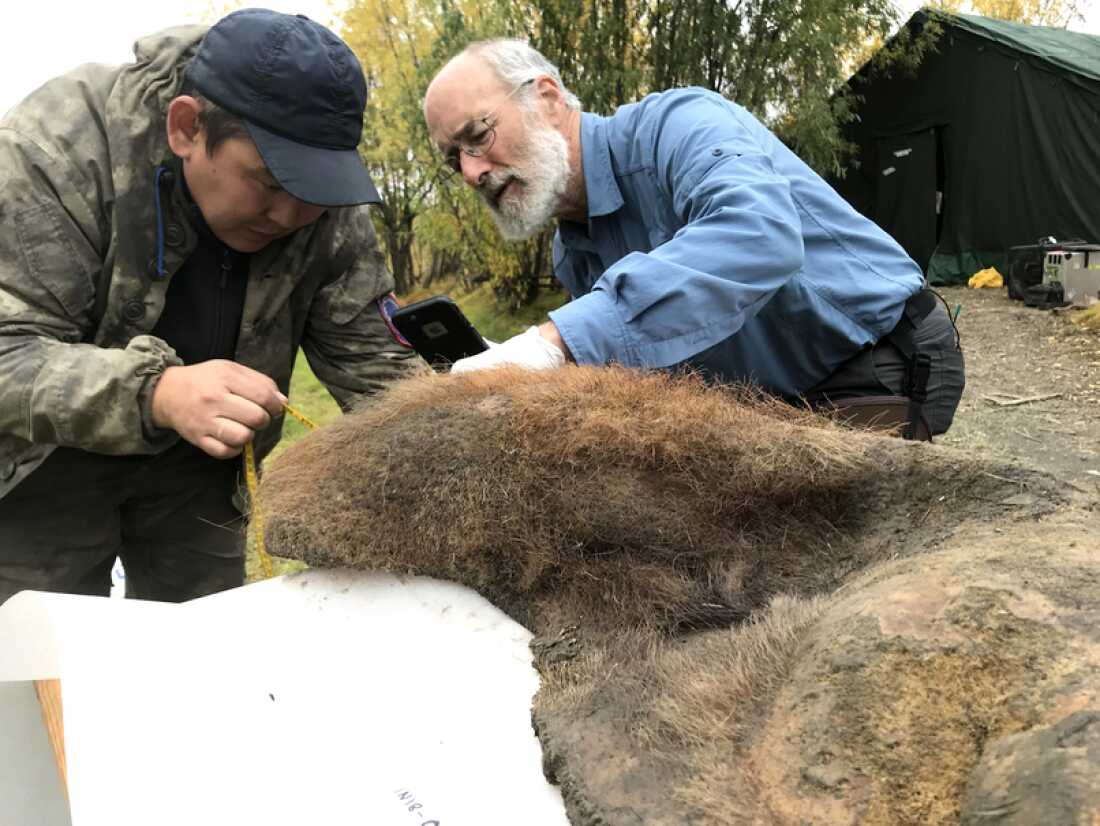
[929,0,1085,26]
[522,0,649,111]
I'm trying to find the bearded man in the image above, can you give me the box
[422,40,965,438]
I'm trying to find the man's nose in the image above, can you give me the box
[460,152,493,188]
[267,191,322,229]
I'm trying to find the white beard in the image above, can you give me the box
[478,118,571,241]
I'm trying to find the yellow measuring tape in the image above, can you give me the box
[243,403,319,579]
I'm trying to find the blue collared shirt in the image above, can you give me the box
[548,88,924,398]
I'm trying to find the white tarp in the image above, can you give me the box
[0,570,570,826]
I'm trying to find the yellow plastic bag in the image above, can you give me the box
[1072,303,1100,330]
[968,267,1004,289]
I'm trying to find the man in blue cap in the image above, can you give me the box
[0,9,419,603]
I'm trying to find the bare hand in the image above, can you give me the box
[151,360,287,459]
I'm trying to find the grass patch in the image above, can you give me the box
[452,281,569,343]
[400,276,569,341]
[266,352,343,461]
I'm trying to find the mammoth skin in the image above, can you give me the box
[258,367,1099,825]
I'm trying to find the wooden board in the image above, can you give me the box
[34,679,68,801]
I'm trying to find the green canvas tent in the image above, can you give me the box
[831,9,1100,285]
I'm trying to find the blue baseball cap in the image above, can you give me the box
[185,8,380,207]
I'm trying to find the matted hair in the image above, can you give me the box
[462,39,581,111]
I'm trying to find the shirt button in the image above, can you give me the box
[123,300,146,322]
[712,148,723,156]
[164,223,185,248]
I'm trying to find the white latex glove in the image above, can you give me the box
[451,326,566,374]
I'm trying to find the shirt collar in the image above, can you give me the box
[579,112,624,219]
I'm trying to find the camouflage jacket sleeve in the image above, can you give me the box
[299,208,427,410]
[0,120,181,455]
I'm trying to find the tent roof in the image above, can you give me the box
[923,8,1100,83]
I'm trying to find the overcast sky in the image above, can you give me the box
[0,1,344,117]
[0,0,1096,116]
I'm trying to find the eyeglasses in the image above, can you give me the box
[439,78,536,177]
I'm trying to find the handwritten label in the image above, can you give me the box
[394,788,441,826]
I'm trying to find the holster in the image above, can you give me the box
[883,286,938,441]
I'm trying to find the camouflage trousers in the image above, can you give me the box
[0,441,245,606]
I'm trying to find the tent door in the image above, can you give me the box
[873,128,938,273]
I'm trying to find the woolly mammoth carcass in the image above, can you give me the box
[259,367,1100,825]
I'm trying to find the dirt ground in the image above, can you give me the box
[935,285,1100,493]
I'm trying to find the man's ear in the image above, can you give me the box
[166,96,205,160]
[533,75,567,125]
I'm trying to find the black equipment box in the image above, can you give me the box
[1006,237,1088,301]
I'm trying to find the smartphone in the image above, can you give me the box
[390,296,489,370]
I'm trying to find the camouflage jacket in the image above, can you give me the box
[0,25,420,499]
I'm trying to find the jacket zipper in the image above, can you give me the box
[212,249,231,359]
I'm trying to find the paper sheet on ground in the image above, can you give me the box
[0,570,569,826]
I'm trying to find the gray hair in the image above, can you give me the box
[462,39,581,111]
